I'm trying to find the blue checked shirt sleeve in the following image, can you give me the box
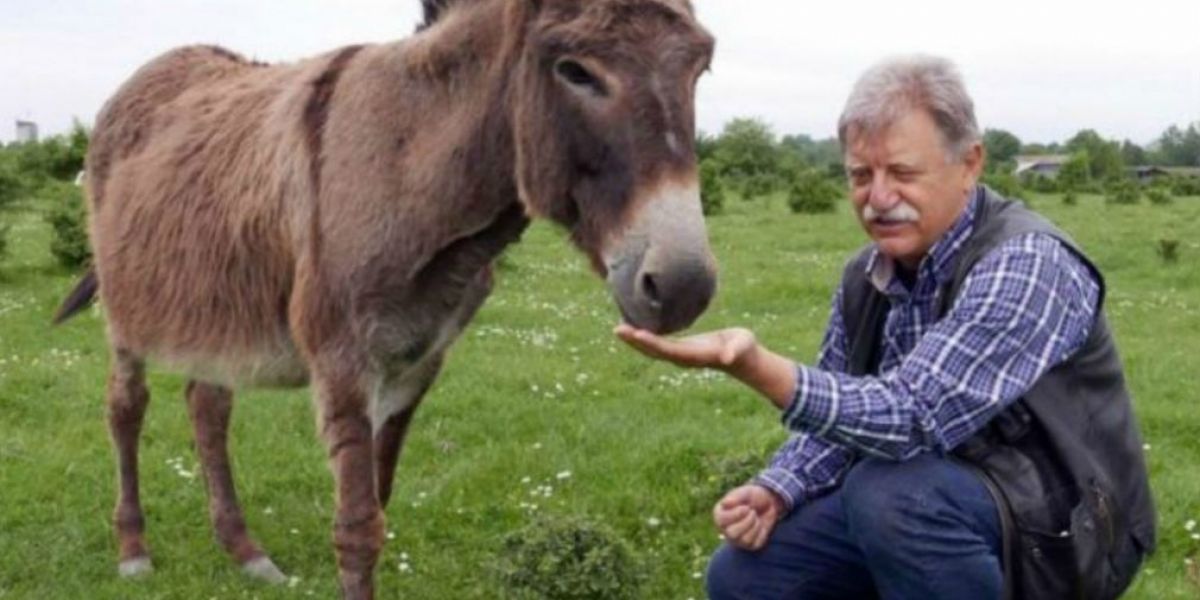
[754,286,857,511]
[782,234,1100,461]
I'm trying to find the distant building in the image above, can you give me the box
[1130,165,1170,183]
[15,119,39,143]
[1130,165,1200,183]
[1014,154,1069,178]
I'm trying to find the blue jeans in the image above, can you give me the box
[706,454,1003,600]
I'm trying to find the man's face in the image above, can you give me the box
[844,109,983,268]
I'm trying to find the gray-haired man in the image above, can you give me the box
[616,55,1154,599]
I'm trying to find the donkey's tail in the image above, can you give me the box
[53,267,98,325]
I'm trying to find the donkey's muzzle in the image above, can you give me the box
[604,177,717,334]
[610,250,716,334]
[639,259,716,334]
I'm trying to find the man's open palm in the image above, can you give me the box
[614,324,758,371]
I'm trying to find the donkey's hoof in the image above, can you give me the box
[118,556,154,578]
[242,555,287,584]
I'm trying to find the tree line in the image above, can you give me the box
[1,118,1197,265]
[694,117,1200,215]
[0,122,91,267]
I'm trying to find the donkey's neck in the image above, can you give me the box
[401,0,522,209]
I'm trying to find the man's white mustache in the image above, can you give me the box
[863,202,919,223]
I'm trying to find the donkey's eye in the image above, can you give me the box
[555,59,607,96]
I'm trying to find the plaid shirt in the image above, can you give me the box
[755,191,1100,511]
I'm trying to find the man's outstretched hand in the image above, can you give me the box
[613,324,758,373]
[613,323,798,410]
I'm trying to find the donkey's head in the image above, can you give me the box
[508,0,717,334]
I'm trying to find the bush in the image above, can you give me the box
[1019,172,1058,194]
[982,172,1023,200]
[739,172,778,200]
[0,160,23,211]
[787,170,841,214]
[496,515,645,600]
[1158,239,1180,263]
[1146,187,1173,205]
[1169,176,1200,196]
[12,126,88,185]
[699,160,725,216]
[43,182,92,269]
[1105,178,1141,205]
[1062,191,1078,206]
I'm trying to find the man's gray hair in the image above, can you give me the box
[837,55,981,161]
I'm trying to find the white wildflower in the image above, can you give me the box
[556,470,572,480]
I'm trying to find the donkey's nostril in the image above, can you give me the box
[641,272,662,307]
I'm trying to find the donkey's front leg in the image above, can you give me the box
[315,370,385,600]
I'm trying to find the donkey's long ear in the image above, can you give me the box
[422,0,448,22]
[417,0,451,31]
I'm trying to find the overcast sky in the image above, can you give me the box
[3,0,1197,146]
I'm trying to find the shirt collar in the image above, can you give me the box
[865,186,981,295]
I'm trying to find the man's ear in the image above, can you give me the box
[963,141,985,190]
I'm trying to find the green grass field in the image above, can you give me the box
[1,192,1197,598]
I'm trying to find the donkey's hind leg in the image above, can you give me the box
[185,380,286,584]
[108,348,153,577]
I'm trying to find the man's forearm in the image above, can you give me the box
[729,343,798,410]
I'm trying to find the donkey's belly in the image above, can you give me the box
[153,340,310,390]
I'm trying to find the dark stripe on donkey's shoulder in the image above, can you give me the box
[302,44,365,194]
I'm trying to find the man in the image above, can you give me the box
[616,55,1155,599]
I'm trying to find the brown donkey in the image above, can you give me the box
[55,0,717,597]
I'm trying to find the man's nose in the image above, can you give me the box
[868,177,900,211]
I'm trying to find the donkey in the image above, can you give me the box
[55,0,716,597]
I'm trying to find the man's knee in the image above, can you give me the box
[841,454,985,547]
[705,544,743,600]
